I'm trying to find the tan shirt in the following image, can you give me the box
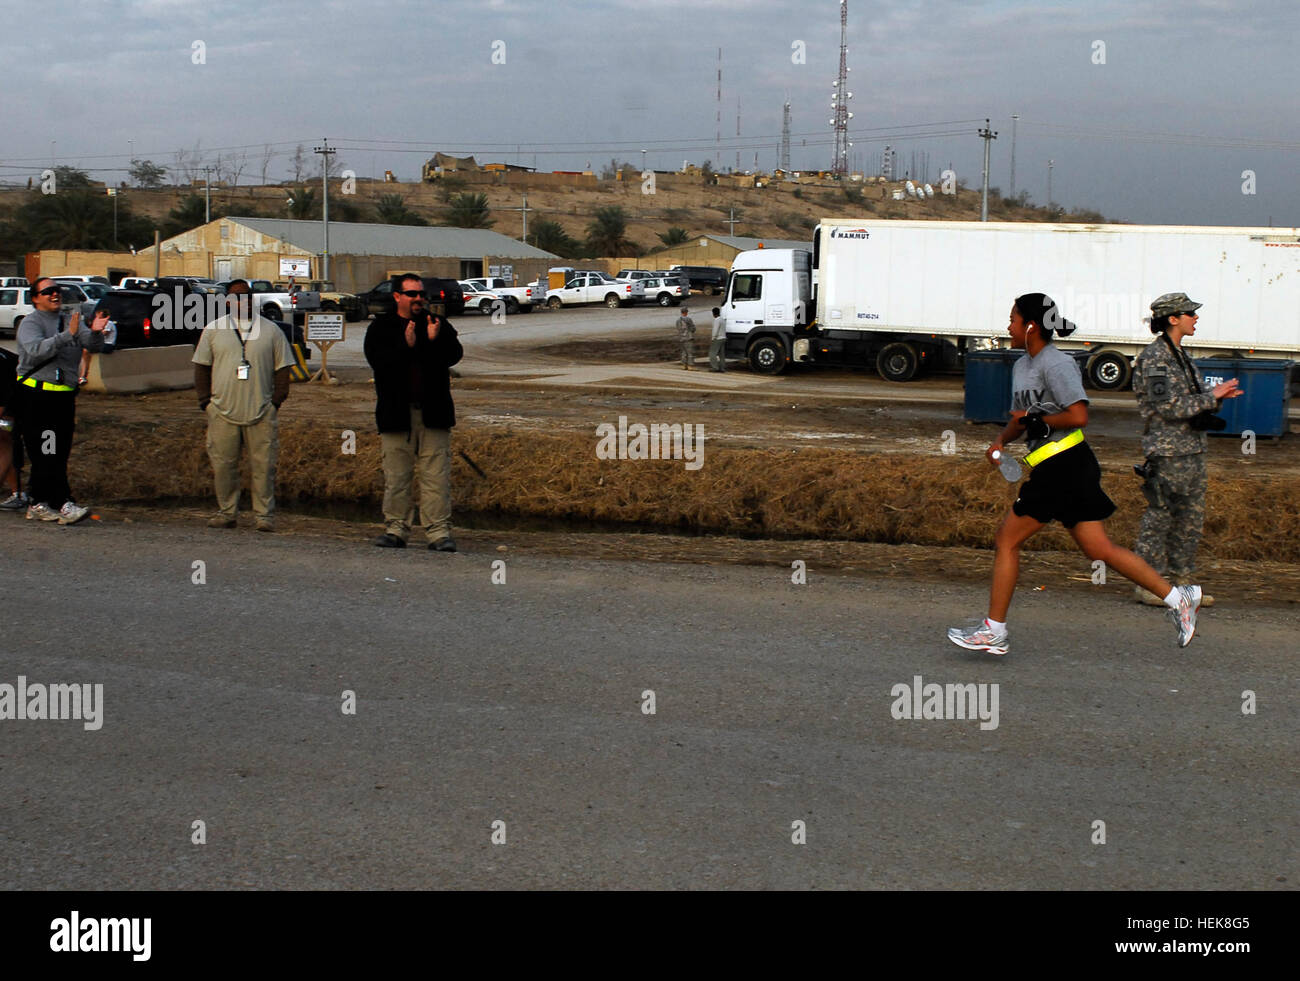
[192,314,293,424]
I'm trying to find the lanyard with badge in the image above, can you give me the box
[233,321,251,380]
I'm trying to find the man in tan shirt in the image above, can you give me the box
[192,280,293,531]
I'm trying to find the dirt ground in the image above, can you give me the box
[57,329,1300,607]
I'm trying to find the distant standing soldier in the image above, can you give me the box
[1131,293,1241,607]
[676,305,696,370]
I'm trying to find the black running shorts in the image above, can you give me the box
[1012,441,1116,528]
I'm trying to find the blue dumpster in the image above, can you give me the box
[964,350,1021,423]
[1195,358,1293,438]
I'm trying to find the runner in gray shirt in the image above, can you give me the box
[947,292,1202,655]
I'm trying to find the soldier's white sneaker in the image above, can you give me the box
[57,501,90,525]
[1171,585,1201,648]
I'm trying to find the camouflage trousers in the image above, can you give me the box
[679,339,694,366]
[1133,453,1207,579]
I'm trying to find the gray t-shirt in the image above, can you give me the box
[1010,344,1088,452]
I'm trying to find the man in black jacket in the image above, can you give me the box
[364,274,464,551]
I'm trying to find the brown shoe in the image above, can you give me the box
[208,515,236,529]
[255,517,275,533]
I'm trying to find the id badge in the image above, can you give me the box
[237,360,251,380]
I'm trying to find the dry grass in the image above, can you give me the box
[72,420,1300,561]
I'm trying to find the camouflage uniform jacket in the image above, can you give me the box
[675,315,696,342]
[1132,335,1218,457]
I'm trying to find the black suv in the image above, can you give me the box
[670,265,728,295]
[357,276,465,318]
[96,282,210,349]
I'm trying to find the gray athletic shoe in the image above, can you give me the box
[1171,584,1201,648]
[26,502,60,522]
[947,619,1010,656]
[0,491,31,511]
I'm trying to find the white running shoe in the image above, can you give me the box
[27,502,60,522]
[947,619,1010,656]
[58,501,90,525]
[1171,584,1201,648]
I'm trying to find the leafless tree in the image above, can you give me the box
[259,144,275,185]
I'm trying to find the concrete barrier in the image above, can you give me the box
[85,344,195,394]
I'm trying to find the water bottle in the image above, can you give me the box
[991,449,1022,482]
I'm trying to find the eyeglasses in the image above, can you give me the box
[397,289,426,298]
[1180,311,1199,318]
[36,286,61,296]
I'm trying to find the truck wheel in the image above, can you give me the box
[263,304,281,320]
[604,293,622,309]
[321,300,338,311]
[1087,351,1131,390]
[504,297,519,314]
[877,342,920,382]
[748,337,787,375]
[478,298,495,313]
[547,296,562,310]
[518,303,532,314]
[657,293,673,307]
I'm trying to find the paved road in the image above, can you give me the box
[2,518,1295,889]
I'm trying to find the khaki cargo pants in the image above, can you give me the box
[381,406,452,543]
[206,405,278,519]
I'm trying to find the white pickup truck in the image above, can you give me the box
[216,278,321,323]
[461,277,539,314]
[545,271,644,309]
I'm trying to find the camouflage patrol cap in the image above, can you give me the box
[1150,292,1202,318]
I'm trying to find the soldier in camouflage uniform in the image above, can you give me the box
[675,306,696,370]
[1131,292,1242,606]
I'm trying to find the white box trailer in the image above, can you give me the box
[722,219,1300,387]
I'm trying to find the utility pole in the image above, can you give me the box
[727,208,738,236]
[1009,113,1019,200]
[978,119,998,222]
[107,188,118,247]
[313,139,336,282]
[203,167,212,222]
[502,194,534,243]
[1047,158,1054,215]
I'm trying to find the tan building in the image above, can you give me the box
[31,218,559,293]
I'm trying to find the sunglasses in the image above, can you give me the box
[37,286,62,296]
[397,289,427,298]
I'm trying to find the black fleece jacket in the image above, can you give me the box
[364,311,463,432]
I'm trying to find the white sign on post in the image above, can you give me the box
[280,257,311,278]
[305,312,345,342]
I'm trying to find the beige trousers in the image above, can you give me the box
[206,405,278,518]
[381,406,452,542]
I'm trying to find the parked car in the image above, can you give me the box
[458,282,506,314]
[214,278,318,322]
[274,280,364,321]
[0,286,32,337]
[460,277,539,313]
[117,277,154,290]
[52,274,110,286]
[670,265,728,295]
[0,277,29,289]
[615,269,655,282]
[545,272,644,309]
[96,281,215,349]
[636,275,690,307]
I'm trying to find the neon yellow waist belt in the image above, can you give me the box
[22,376,75,393]
[1023,428,1085,469]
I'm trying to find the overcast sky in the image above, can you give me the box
[4,0,1297,226]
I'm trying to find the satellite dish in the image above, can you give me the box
[905,181,916,198]
[924,183,934,198]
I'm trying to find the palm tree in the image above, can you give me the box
[657,227,690,248]
[530,220,580,256]
[585,206,635,256]
[375,193,427,226]
[160,194,221,238]
[445,192,493,228]
[286,186,318,219]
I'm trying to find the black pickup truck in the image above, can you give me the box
[95,281,306,353]
[356,276,465,318]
